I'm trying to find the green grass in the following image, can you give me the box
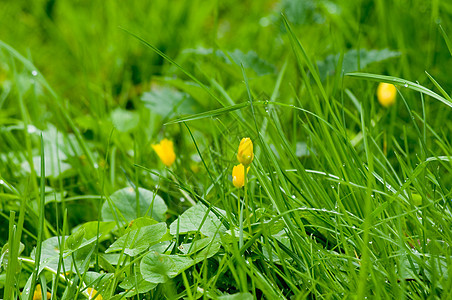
[1,0,452,299]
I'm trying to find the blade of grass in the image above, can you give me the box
[346,72,452,108]
[29,135,46,300]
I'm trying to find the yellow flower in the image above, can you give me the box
[377,82,397,107]
[232,164,250,188]
[87,288,103,300]
[152,138,176,167]
[32,284,51,300]
[237,138,254,166]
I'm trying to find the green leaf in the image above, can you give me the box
[169,203,227,236]
[31,236,96,274]
[218,293,253,300]
[317,49,400,81]
[102,187,167,223]
[0,242,24,271]
[140,252,194,284]
[345,72,452,109]
[192,238,222,264]
[110,108,140,133]
[127,216,159,230]
[84,271,114,289]
[222,49,276,76]
[65,227,85,250]
[21,124,84,178]
[119,273,157,296]
[76,221,117,240]
[98,253,121,267]
[178,237,212,255]
[106,223,168,256]
[141,87,199,118]
[278,0,318,25]
[184,48,276,76]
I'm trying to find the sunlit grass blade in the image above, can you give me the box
[425,71,452,102]
[28,135,46,300]
[165,101,250,124]
[439,25,452,56]
[345,72,452,108]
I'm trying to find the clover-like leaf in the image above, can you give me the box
[102,187,167,223]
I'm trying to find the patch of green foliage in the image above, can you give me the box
[1,0,452,299]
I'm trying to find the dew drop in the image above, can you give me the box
[259,17,270,27]
[32,70,38,76]
[404,83,408,87]
[27,125,38,133]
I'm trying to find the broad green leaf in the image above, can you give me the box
[119,273,157,295]
[0,242,24,271]
[102,187,167,223]
[110,108,139,133]
[84,271,114,290]
[140,252,194,284]
[65,227,85,250]
[178,237,212,255]
[21,124,84,178]
[98,253,120,267]
[31,236,96,274]
[317,49,400,81]
[178,237,221,263]
[98,254,116,272]
[218,293,253,300]
[20,273,33,300]
[278,0,319,25]
[106,223,167,256]
[192,238,222,264]
[169,202,227,236]
[141,87,198,118]
[77,221,117,240]
[222,49,276,76]
[184,48,276,76]
[127,216,159,230]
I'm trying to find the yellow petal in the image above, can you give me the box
[237,137,254,166]
[377,83,396,107]
[87,288,103,300]
[232,164,250,188]
[32,284,51,300]
[152,138,176,167]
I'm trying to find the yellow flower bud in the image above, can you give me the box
[32,284,51,300]
[232,164,250,188]
[152,138,176,167]
[377,83,397,107]
[87,288,103,300]
[237,138,254,166]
